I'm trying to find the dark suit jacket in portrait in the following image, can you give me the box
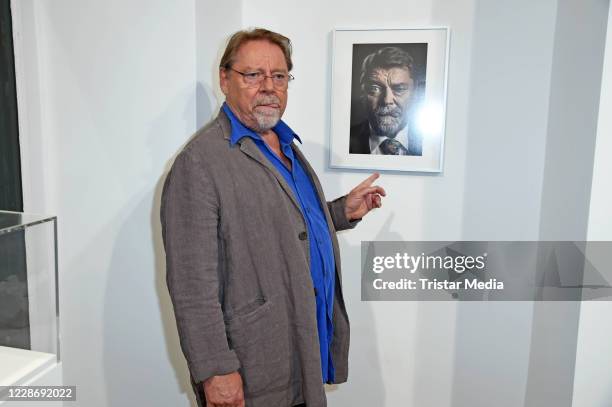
[349,121,423,156]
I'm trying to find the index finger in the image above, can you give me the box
[356,172,380,188]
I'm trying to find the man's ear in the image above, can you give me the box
[219,68,229,95]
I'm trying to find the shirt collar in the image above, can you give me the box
[222,102,302,146]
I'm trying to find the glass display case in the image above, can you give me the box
[0,211,59,388]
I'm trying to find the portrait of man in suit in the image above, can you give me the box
[349,44,427,156]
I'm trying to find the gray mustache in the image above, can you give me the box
[375,106,401,117]
[255,95,281,106]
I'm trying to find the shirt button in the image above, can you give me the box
[299,231,308,240]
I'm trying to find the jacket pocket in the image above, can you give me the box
[225,297,292,396]
[224,296,267,323]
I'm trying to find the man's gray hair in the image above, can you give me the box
[359,46,415,88]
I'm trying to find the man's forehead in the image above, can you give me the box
[234,40,287,69]
[368,66,413,82]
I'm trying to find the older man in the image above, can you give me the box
[349,46,422,156]
[161,28,385,407]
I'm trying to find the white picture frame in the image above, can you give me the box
[329,27,450,173]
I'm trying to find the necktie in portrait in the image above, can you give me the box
[379,138,408,155]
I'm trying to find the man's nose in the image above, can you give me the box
[383,87,395,105]
[260,75,275,91]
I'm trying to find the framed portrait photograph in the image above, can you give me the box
[329,27,450,173]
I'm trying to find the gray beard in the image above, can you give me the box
[369,105,406,137]
[253,110,280,132]
[373,115,408,138]
[375,117,402,137]
[252,94,281,132]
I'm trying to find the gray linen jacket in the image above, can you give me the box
[160,109,358,407]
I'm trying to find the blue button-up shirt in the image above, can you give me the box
[222,103,336,383]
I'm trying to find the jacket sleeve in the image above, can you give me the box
[327,195,361,232]
[160,150,240,385]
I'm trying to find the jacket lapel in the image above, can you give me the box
[238,138,303,212]
[216,109,303,213]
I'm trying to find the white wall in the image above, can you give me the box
[14,1,198,406]
[195,0,241,127]
[538,0,609,241]
[462,0,557,241]
[586,3,612,243]
[524,1,609,406]
[458,3,557,405]
[572,2,612,406]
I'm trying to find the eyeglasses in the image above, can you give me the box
[226,67,294,88]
